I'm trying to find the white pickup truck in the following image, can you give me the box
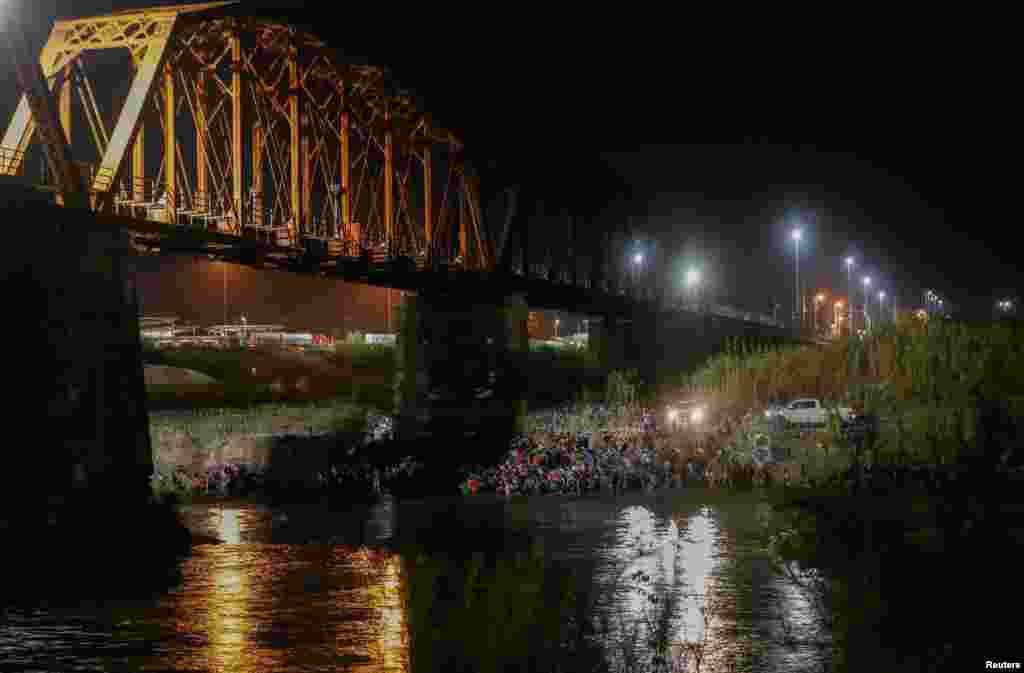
[766,398,855,427]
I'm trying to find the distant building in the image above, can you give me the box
[139,315,179,340]
[365,333,396,345]
[527,311,553,340]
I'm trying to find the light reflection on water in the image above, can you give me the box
[0,494,829,673]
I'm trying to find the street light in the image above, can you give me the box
[834,300,844,337]
[555,318,560,339]
[814,292,825,333]
[792,229,803,329]
[685,267,701,310]
[862,277,872,334]
[878,291,886,324]
[845,257,855,331]
[632,252,644,298]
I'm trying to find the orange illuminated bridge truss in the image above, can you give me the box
[0,1,493,270]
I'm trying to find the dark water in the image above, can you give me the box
[0,491,835,672]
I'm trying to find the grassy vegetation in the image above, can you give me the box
[685,317,1024,471]
[149,398,372,446]
[679,317,1024,670]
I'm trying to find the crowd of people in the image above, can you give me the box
[151,402,816,501]
[460,431,674,496]
[457,401,814,496]
[151,462,268,498]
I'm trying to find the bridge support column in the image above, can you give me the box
[587,313,629,373]
[0,186,152,527]
[395,291,528,460]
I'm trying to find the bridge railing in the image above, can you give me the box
[0,146,26,176]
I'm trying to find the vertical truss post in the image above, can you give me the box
[384,105,394,255]
[423,146,432,257]
[459,192,468,264]
[339,96,351,244]
[457,160,467,264]
[195,69,207,206]
[132,124,145,202]
[288,37,301,243]
[56,63,72,206]
[302,124,311,232]
[231,33,243,232]
[58,63,72,144]
[252,122,263,226]
[163,62,175,222]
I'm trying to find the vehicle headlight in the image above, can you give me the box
[690,407,704,423]
[764,410,772,417]
[667,409,679,422]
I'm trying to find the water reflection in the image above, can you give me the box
[196,547,267,672]
[1,496,839,673]
[600,505,735,672]
[218,507,242,544]
[331,548,409,672]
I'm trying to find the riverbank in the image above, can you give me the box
[148,397,815,505]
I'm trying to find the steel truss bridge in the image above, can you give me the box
[0,1,781,328]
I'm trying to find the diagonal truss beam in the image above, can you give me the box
[91,27,176,211]
[4,30,86,208]
[0,32,79,175]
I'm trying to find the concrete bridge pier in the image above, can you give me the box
[586,313,631,374]
[394,289,529,463]
[1,182,152,528]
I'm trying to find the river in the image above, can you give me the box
[1,490,844,672]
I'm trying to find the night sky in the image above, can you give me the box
[2,1,1015,320]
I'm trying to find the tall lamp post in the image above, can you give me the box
[685,267,701,311]
[878,291,886,325]
[792,229,803,330]
[834,300,844,338]
[632,252,644,299]
[845,257,855,332]
[814,293,825,334]
[862,277,872,334]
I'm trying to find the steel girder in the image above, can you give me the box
[1,1,490,271]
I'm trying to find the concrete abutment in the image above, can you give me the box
[1,181,152,525]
